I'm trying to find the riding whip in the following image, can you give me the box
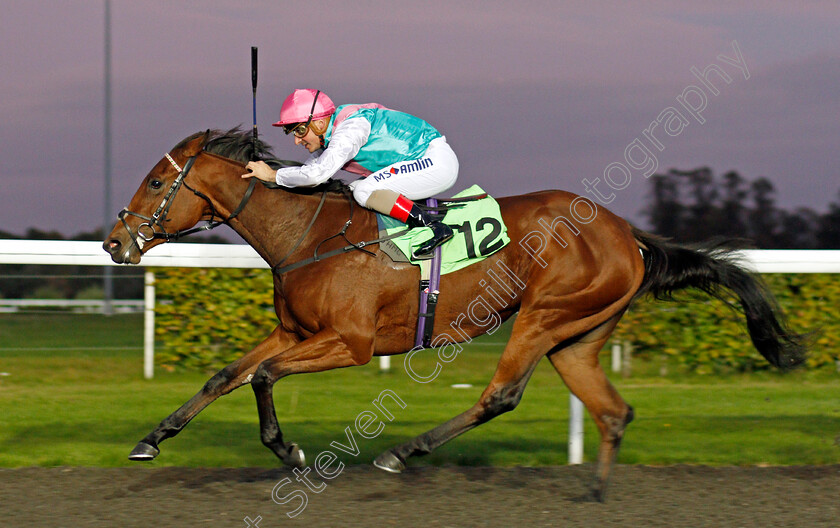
[251,46,258,161]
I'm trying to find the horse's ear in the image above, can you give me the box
[182,130,211,157]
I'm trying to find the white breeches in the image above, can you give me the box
[349,136,459,206]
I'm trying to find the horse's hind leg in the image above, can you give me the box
[547,313,633,501]
[374,315,548,472]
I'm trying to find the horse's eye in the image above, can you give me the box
[150,179,163,190]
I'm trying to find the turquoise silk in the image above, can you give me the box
[324,104,442,174]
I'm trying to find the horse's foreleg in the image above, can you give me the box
[250,328,372,467]
[546,314,633,502]
[129,325,299,461]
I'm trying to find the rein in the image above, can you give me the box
[271,228,410,275]
[270,189,491,274]
[119,149,406,273]
[118,150,257,251]
[271,186,410,275]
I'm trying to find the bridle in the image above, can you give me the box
[117,149,257,251]
[116,145,419,274]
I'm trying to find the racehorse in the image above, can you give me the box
[103,128,806,500]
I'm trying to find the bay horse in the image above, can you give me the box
[103,129,805,500]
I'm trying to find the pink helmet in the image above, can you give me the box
[272,89,336,127]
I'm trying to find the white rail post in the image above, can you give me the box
[568,394,584,464]
[379,356,391,372]
[611,342,622,373]
[144,271,155,379]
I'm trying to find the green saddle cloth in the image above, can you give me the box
[376,185,510,275]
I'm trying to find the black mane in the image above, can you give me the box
[177,128,350,195]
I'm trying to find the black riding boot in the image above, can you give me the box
[405,204,453,259]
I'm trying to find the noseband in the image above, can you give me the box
[117,150,257,251]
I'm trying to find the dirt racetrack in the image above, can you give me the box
[2,464,839,527]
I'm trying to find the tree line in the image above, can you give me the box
[644,167,840,249]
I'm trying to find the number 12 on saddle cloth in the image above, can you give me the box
[376,185,510,274]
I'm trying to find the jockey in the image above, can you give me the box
[242,88,458,259]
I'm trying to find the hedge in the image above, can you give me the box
[610,273,840,373]
[154,268,276,371]
[154,269,840,373]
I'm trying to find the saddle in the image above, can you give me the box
[377,185,510,348]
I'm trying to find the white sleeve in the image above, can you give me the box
[274,117,372,187]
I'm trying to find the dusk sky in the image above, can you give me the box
[1,1,838,240]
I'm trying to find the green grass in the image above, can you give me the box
[1,313,838,468]
[1,311,141,358]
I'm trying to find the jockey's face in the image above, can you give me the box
[294,118,329,153]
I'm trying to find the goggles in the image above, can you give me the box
[283,122,311,138]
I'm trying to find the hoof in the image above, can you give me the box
[373,451,405,473]
[592,478,609,503]
[129,441,159,461]
[284,443,306,469]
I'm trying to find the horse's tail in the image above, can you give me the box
[631,227,807,369]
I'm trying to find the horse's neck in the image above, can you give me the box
[197,164,355,266]
[243,186,333,264]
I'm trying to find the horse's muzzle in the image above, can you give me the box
[103,237,141,265]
